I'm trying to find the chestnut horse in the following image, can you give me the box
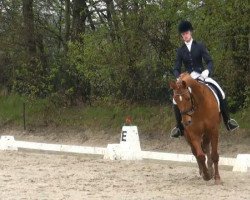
[170,72,221,184]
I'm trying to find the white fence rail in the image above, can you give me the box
[16,140,106,155]
[0,135,249,172]
[141,151,236,166]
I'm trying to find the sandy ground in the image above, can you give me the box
[0,127,250,199]
[0,151,250,200]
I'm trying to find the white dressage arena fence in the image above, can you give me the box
[0,126,249,173]
[0,135,106,155]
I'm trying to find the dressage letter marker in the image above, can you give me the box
[104,126,143,160]
[121,131,127,142]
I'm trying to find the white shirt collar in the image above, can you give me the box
[185,38,193,51]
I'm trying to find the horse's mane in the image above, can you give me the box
[179,72,196,86]
[179,72,217,107]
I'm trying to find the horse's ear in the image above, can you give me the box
[182,80,187,88]
[169,81,177,90]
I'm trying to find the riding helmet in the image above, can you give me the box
[178,20,193,33]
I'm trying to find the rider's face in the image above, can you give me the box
[181,31,192,42]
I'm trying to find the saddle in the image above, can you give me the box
[198,79,221,111]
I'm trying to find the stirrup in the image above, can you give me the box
[170,127,183,138]
[226,119,239,131]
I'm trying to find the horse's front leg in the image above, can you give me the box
[185,132,203,174]
[190,145,202,175]
[186,131,211,181]
[192,140,211,181]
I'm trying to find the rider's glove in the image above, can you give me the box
[201,69,209,79]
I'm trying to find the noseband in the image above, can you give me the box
[174,89,196,116]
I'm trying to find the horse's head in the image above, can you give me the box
[170,78,195,127]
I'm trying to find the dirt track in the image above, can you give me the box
[0,151,250,200]
[0,128,250,199]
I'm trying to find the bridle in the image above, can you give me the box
[174,89,196,117]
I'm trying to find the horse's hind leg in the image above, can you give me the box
[210,130,221,184]
[202,136,214,178]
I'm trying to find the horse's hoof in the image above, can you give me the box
[203,174,211,181]
[208,168,214,177]
[214,179,222,185]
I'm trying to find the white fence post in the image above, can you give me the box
[0,136,18,151]
[233,154,250,172]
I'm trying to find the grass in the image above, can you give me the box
[232,106,250,130]
[0,95,249,134]
[0,95,25,125]
[0,95,51,126]
[38,103,174,134]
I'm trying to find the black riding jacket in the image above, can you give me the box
[173,40,213,78]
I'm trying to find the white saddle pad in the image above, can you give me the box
[205,83,220,112]
[191,71,221,111]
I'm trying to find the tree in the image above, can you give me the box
[0,0,248,109]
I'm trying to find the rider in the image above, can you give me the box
[170,20,239,138]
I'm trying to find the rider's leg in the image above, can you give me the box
[170,100,184,138]
[205,77,239,131]
[220,99,239,131]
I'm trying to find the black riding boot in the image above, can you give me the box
[170,105,184,138]
[220,99,239,131]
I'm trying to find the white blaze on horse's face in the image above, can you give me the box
[188,87,192,93]
[174,88,194,127]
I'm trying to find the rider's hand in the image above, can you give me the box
[190,71,200,79]
[201,69,209,79]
